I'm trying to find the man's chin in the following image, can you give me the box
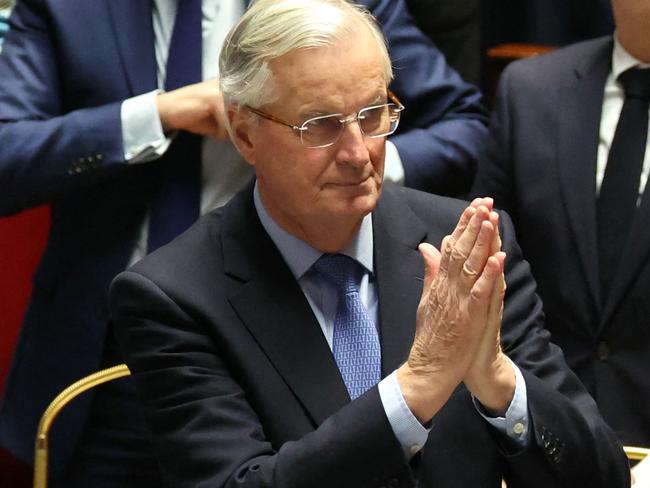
[332,191,380,218]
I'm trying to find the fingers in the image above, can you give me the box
[157,81,228,138]
[418,242,441,290]
[488,210,502,255]
[458,219,496,293]
[448,198,493,245]
[484,252,506,341]
[471,196,500,255]
[466,253,502,334]
[449,205,477,243]
[470,196,494,213]
[462,252,507,408]
[446,206,493,289]
[440,201,502,291]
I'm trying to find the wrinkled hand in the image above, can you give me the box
[463,206,514,416]
[397,198,514,423]
[157,80,229,140]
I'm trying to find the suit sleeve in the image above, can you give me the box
[0,0,129,215]
[110,271,418,488]
[496,212,629,488]
[367,0,489,196]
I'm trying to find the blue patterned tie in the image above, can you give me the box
[312,254,381,399]
[147,0,203,252]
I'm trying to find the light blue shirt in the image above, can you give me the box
[253,184,529,460]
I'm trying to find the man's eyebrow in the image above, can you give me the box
[302,109,342,119]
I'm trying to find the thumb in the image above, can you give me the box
[418,242,441,289]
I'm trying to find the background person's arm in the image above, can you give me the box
[365,0,489,196]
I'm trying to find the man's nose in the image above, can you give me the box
[335,119,370,167]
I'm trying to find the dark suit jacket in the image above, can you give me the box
[0,0,488,471]
[110,182,628,488]
[472,36,650,446]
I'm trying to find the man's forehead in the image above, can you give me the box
[268,35,388,111]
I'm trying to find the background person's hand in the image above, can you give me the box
[157,80,229,140]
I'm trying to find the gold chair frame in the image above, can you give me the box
[33,363,131,488]
[625,445,650,462]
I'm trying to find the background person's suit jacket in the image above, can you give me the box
[472,36,650,446]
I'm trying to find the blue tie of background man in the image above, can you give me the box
[147,0,203,252]
[313,253,381,400]
[597,68,650,302]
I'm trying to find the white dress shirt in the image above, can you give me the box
[597,35,650,198]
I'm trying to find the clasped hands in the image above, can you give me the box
[397,198,515,424]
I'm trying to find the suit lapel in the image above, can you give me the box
[222,186,349,427]
[106,0,157,95]
[220,184,430,424]
[556,40,612,313]
[373,185,428,375]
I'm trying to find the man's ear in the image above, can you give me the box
[227,105,256,166]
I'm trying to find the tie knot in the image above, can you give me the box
[618,68,650,100]
[312,254,363,295]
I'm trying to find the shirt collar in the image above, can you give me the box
[253,182,374,280]
[612,32,650,80]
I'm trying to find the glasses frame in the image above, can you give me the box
[245,89,405,149]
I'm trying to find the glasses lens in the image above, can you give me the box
[359,103,401,138]
[301,114,343,148]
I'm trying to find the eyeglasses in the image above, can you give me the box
[245,90,405,149]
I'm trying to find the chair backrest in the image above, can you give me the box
[624,445,650,462]
[33,363,131,488]
[0,206,50,395]
[484,43,555,106]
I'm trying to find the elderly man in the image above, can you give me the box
[111,1,629,487]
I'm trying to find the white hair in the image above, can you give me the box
[219,0,393,109]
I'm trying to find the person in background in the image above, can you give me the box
[481,0,614,51]
[472,0,650,485]
[110,1,629,487]
[405,0,481,86]
[0,0,487,486]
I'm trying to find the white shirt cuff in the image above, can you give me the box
[378,370,430,460]
[383,140,405,185]
[473,357,529,446]
[121,89,172,163]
